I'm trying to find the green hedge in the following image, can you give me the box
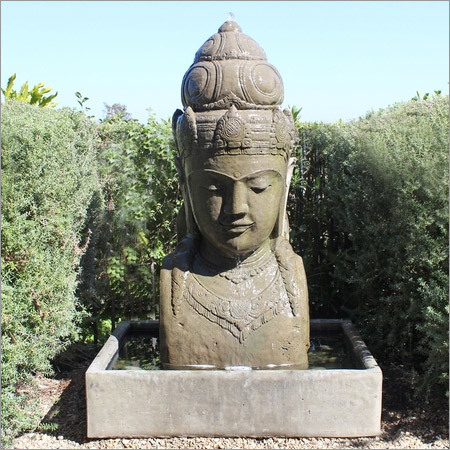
[2,94,447,444]
[288,121,345,315]
[291,96,449,398]
[1,101,99,444]
[77,113,181,340]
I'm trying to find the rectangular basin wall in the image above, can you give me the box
[86,319,382,438]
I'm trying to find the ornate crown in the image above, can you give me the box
[173,20,297,161]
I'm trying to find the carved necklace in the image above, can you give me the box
[193,244,273,284]
[183,248,291,343]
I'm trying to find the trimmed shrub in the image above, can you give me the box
[335,97,448,396]
[78,113,181,339]
[292,96,449,398]
[288,121,346,316]
[1,101,99,444]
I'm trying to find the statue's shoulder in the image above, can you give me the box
[160,234,198,317]
[162,253,174,271]
[272,237,308,311]
[272,237,303,266]
[277,237,306,280]
[162,234,198,273]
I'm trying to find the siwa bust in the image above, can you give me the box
[159,20,309,369]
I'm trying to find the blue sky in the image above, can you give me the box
[1,1,448,124]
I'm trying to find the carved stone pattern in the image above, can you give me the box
[196,53,264,62]
[175,106,198,159]
[193,23,267,63]
[194,248,273,284]
[171,236,197,315]
[270,108,295,152]
[273,238,301,317]
[175,106,295,160]
[214,106,250,149]
[194,93,274,111]
[183,269,290,343]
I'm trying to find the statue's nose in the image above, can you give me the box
[223,182,248,216]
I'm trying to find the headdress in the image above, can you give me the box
[172,20,297,161]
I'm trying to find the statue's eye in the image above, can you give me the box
[250,185,270,194]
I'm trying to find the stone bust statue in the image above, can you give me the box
[159,20,309,369]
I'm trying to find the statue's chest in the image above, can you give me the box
[182,257,291,343]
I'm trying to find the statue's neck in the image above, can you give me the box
[198,239,271,272]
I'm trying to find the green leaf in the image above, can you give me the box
[39,92,58,108]
[17,81,30,101]
[3,73,17,98]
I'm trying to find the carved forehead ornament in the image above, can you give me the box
[172,20,297,161]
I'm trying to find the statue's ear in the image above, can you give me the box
[172,109,183,140]
[174,155,199,241]
[176,203,187,243]
[286,157,297,193]
[175,156,184,184]
[273,157,297,240]
[177,200,199,242]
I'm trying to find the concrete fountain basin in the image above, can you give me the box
[86,319,382,438]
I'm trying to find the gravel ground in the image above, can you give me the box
[10,356,449,450]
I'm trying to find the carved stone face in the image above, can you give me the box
[186,154,286,258]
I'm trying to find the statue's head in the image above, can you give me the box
[173,20,297,258]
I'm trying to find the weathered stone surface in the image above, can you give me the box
[85,21,384,441]
[160,237,309,369]
[86,320,382,438]
[184,20,283,110]
[160,19,309,370]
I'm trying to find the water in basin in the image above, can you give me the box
[111,329,358,370]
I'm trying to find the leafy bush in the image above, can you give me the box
[336,97,448,396]
[3,90,445,447]
[291,96,449,398]
[288,121,346,316]
[78,112,181,339]
[2,73,58,108]
[1,101,99,444]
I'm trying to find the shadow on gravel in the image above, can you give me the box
[40,365,91,444]
[379,362,449,443]
[38,344,99,445]
[36,345,449,447]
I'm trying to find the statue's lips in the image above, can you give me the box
[219,221,254,233]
